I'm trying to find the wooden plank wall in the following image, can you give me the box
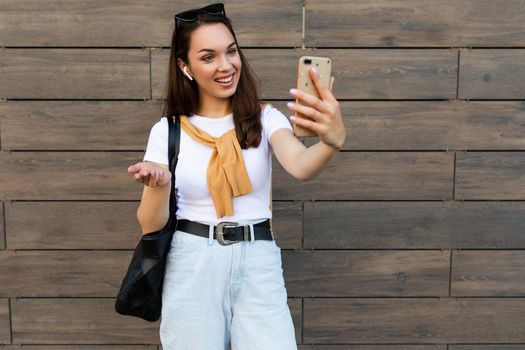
[1,0,525,349]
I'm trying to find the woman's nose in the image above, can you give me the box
[218,55,234,70]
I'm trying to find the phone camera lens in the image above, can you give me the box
[305,59,311,64]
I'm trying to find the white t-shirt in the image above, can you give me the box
[142,104,293,225]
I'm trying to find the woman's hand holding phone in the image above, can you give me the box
[127,161,171,188]
[288,67,346,150]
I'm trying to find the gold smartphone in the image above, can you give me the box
[292,56,332,137]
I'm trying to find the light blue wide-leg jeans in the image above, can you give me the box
[159,218,297,350]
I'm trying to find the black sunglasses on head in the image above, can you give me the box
[174,3,226,23]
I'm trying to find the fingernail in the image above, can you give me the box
[289,88,297,95]
[312,67,317,75]
[287,102,295,108]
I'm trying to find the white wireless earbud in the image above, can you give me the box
[183,67,194,81]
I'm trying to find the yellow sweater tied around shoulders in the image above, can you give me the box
[179,115,253,219]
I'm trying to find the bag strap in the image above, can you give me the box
[166,115,181,231]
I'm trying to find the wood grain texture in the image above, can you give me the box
[302,101,525,151]
[303,201,525,249]
[0,152,139,200]
[11,298,160,344]
[1,0,524,347]
[0,298,9,343]
[455,152,525,199]
[152,49,457,100]
[3,100,525,152]
[6,201,144,249]
[5,201,300,249]
[288,298,302,345]
[451,250,525,296]
[306,0,525,47]
[0,0,302,47]
[304,298,525,343]
[450,346,525,350]
[0,49,149,99]
[271,201,303,249]
[459,49,525,99]
[273,152,454,200]
[0,201,4,250]
[0,251,132,297]
[283,250,450,297]
[0,151,453,200]
[0,347,157,350]
[298,346,445,350]
[0,101,163,151]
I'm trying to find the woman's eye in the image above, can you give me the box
[202,49,237,61]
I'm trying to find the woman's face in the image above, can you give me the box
[180,23,242,102]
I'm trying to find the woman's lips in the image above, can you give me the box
[215,73,235,87]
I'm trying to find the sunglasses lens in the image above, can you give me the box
[202,3,224,14]
[175,9,198,21]
[175,3,224,22]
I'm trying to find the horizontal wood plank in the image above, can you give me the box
[0,152,453,200]
[304,298,525,343]
[0,49,149,99]
[0,101,162,151]
[3,101,525,151]
[0,152,139,200]
[5,201,300,250]
[152,49,457,100]
[455,152,525,199]
[450,346,525,350]
[0,251,307,299]
[11,298,160,344]
[0,346,157,350]
[6,201,142,249]
[0,249,451,298]
[459,49,525,99]
[0,251,132,297]
[303,201,525,249]
[273,152,454,200]
[306,0,525,47]
[0,0,302,47]
[283,250,450,297]
[301,101,525,151]
[0,298,9,343]
[451,250,525,296]
[298,346,445,350]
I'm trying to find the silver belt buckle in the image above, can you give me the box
[216,221,245,246]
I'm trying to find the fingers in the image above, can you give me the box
[288,102,329,123]
[290,75,333,114]
[290,115,322,135]
[129,161,170,187]
[309,67,333,102]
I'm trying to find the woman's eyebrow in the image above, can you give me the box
[198,42,236,54]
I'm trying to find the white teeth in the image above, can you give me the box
[216,74,233,83]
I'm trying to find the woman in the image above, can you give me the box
[127,3,345,349]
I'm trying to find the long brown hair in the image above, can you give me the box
[162,12,265,149]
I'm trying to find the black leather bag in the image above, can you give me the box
[115,116,181,322]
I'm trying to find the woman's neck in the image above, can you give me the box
[196,96,232,117]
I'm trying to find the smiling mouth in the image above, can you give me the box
[215,73,235,83]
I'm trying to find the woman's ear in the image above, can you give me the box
[177,59,191,75]
[183,67,194,81]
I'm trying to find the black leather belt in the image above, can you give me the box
[176,219,274,246]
